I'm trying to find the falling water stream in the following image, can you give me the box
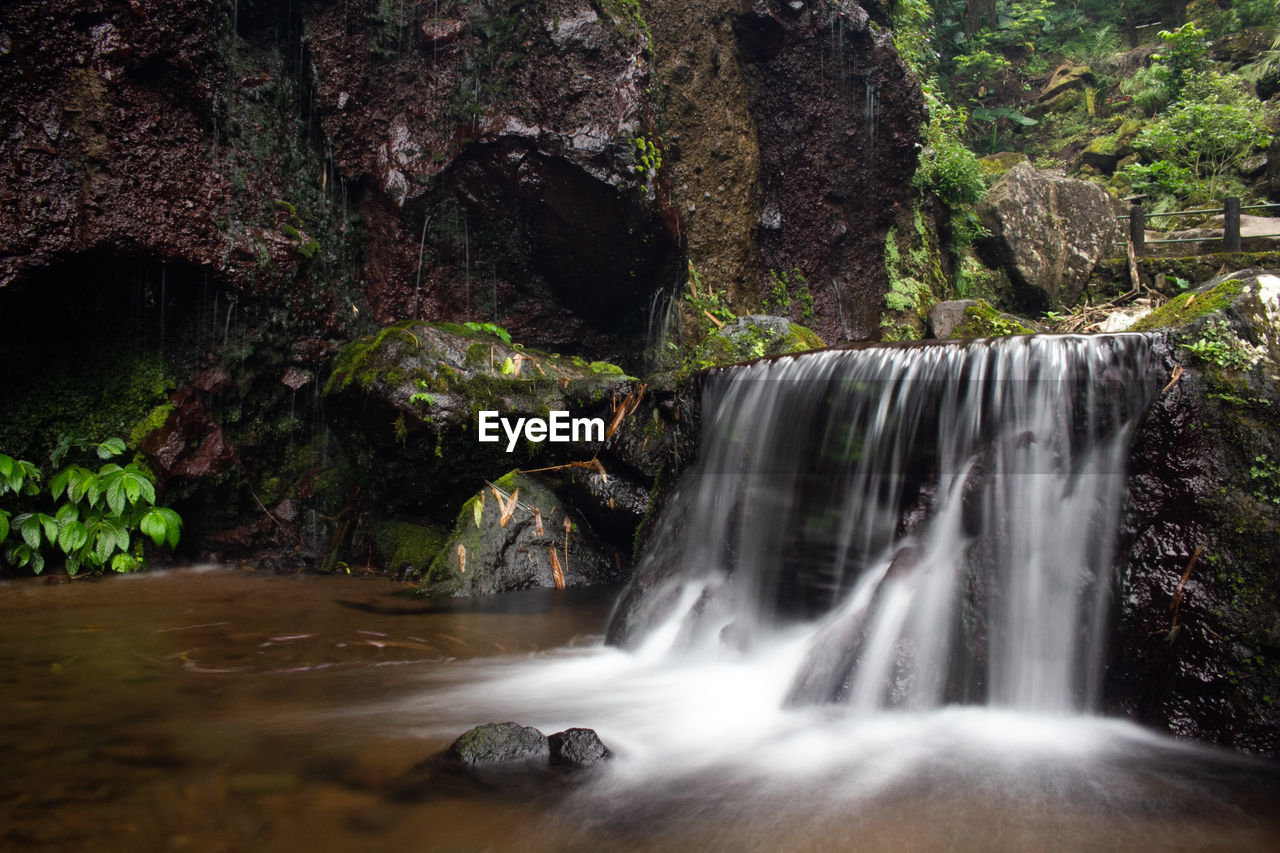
[3,335,1279,851]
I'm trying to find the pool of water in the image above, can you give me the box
[2,567,1278,852]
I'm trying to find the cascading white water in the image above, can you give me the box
[366,333,1280,848]
[611,334,1160,714]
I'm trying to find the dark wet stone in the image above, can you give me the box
[446,722,550,767]
[548,728,612,767]
[1108,270,1280,757]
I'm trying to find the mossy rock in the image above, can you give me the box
[685,316,824,373]
[978,151,1030,181]
[323,321,635,518]
[365,518,448,576]
[1128,269,1280,351]
[1112,271,1280,753]
[929,299,1036,339]
[417,471,625,596]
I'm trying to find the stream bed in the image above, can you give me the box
[2,566,1278,852]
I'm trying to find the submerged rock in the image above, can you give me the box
[976,162,1114,309]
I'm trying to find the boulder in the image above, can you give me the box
[976,162,1115,309]
[417,470,625,596]
[1112,270,1280,756]
[306,0,680,353]
[927,299,1036,339]
[548,728,612,767]
[686,315,825,371]
[323,321,634,516]
[1212,27,1275,65]
[978,151,1030,181]
[1038,63,1095,103]
[447,723,550,767]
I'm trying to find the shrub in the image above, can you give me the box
[1133,94,1272,199]
[0,437,181,576]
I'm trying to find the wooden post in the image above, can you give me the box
[1224,197,1241,252]
[1129,203,1145,256]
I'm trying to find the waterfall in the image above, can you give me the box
[609,334,1160,715]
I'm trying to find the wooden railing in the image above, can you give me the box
[1119,198,1280,255]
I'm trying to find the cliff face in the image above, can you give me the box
[0,1,232,287]
[651,0,922,340]
[0,0,923,555]
[0,0,921,354]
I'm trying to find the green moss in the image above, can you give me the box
[684,319,825,373]
[977,151,1030,180]
[589,361,625,376]
[372,518,448,573]
[324,320,422,394]
[0,341,173,461]
[127,401,176,448]
[950,300,1035,338]
[1129,277,1246,331]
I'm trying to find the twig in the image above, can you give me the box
[1169,544,1204,624]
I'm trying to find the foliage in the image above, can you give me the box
[763,268,813,321]
[970,106,1038,152]
[915,92,987,205]
[1180,319,1264,370]
[1132,84,1272,200]
[1152,23,1210,102]
[1237,0,1280,29]
[462,321,513,345]
[632,135,662,185]
[890,0,938,76]
[0,438,181,576]
[1120,65,1175,117]
[953,50,1012,95]
[1117,159,1198,200]
[409,378,437,407]
[685,262,735,329]
[1250,454,1280,506]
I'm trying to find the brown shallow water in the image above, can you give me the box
[2,567,1279,852]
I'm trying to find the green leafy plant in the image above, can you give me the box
[1133,95,1271,200]
[970,106,1038,152]
[409,378,437,407]
[633,136,662,178]
[1152,23,1209,100]
[1180,319,1263,371]
[463,321,513,345]
[1,438,181,575]
[686,262,735,328]
[1249,454,1280,506]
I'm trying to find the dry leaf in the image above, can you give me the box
[703,309,724,328]
[473,494,484,528]
[606,403,629,440]
[549,547,565,590]
[490,486,503,506]
[457,544,466,573]
[499,489,519,528]
[591,458,608,484]
[562,517,571,572]
[533,508,544,537]
[512,353,524,376]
